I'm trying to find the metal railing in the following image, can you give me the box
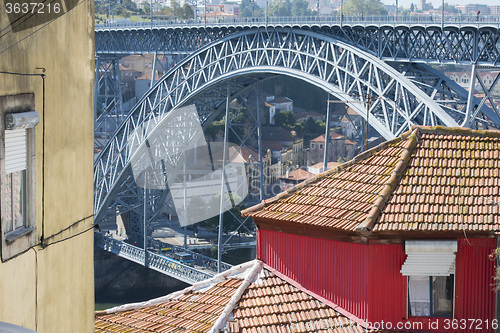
[147,237,233,273]
[95,232,216,284]
[96,14,500,30]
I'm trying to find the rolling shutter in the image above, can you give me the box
[4,111,39,174]
[5,129,27,174]
[401,240,457,276]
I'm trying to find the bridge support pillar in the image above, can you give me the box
[464,64,478,128]
[95,56,124,149]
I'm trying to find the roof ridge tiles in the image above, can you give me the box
[355,128,420,232]
[413,125,500,139]
[95,260,256,316]
[241,129,415,217]
[208,260,263,333]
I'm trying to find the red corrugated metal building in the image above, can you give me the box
[244,126,500,332]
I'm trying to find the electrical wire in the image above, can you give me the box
[0,70,44,77]
[1,216,96,263]
[0,69,95,263]
[0,0,61,37]
[0,0,89,56]
[30,247,38,331]
[38,68,47,247]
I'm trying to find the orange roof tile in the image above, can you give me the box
[227,267,375,333]
[280,168,315,181]
[243,126,500,234]
[95,261,388,333]
[311,132,345,142]
[95,278,241,333]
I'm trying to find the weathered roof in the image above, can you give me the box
[95,261,381,333]
[311,132,345,142]
[96,278,241,333]
[227,146,259,163]
[310,161,339,170]
[280,168,315,181]
[268,96,293,104]
[242,126,500,234]
[262,140,286,152]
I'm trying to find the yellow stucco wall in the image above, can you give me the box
[0,1,95,332]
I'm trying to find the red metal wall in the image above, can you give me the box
[367,243,407,325]
[258,229,497,332]
[258,229,370,321]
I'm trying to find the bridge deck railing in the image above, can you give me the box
[95,232,215,284]
[96,14,500,30]
[147,237,233,273]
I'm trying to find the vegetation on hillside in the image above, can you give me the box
[342,0,387,16]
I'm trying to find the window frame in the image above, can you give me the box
[407,275,455,318]
[1,94,38,261]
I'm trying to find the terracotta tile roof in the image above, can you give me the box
[310,161,339,170]
[95,261,385,333]
[227,146,259,163]
[95,278,242,333]
[311,132,345,142]
[376,129,500,232]
[263,140,286,152]
[242,126,500,234]
[227,267,373,333]
[280,168,315,181]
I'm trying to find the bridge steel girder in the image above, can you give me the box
[96,24,500,65]
[94,28,475,223]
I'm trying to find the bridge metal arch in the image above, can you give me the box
[95,27,467,222]
[96,21,500,65]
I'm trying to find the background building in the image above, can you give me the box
[0,3,95,332]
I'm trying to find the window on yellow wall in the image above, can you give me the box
[1,94,39,261]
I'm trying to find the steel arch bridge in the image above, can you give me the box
[96,18,500,65]
[94,27,500,224]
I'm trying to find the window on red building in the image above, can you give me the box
[402,240,457,318]
[408,275,454,317]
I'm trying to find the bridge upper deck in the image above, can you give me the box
[95,15,500,65]
[96,14,500,31]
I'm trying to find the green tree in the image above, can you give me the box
[122,0,138,12]
[240,7,253,17]
[274,110,295,128]
[291,0,311,16]
[179,3,194,18]
[171,0,181,17]
[343,0,387,16]
[268,0,292,16]
[438,2,459,13]
[141,1,150,14]
[302,117,324,141]
[240,0,261,17]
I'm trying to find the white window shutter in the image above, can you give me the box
[401,240,457,276]
[5,129,27,174]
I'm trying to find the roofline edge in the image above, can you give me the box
[241,128,415,217]
[355,128,420,232]
[208,260,263,333]
[95,260,258,316]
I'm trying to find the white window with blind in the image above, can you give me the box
[1,106,39,260]
[401,240,457,318]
